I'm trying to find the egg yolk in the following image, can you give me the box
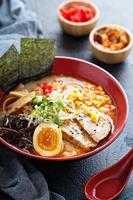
[37,127,58,151]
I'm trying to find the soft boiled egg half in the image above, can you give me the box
[33,123,62,157]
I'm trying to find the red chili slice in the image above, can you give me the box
[41,82,53,95]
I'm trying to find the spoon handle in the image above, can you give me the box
[123,148,133,165]
[118,148,133,174]
[127,148,133,169]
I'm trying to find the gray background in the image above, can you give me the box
[27,0,133,199]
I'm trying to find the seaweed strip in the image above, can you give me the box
[20,38,56,80]
[0,45,19,92]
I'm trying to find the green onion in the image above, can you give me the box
[30,95,65,126]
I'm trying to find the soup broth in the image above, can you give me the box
[0,75,116,158]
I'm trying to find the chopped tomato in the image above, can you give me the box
[60,8,76,20]
[60,3,94,23]
[41,82,53,95]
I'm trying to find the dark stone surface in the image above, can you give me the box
[27,0,133,199]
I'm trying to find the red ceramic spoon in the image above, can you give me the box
[85,149,133,200]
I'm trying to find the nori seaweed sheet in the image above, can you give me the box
[0,38,56,93]
[0,45,19,92]
[20,38,56,80]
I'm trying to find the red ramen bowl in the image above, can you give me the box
[0,56,128,161]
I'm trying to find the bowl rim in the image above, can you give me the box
[57,0,100,26]
[89,24,133,54]
[0,56,129,161]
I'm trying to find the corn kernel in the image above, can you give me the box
[85,82,91,86]
[84,107,91,115]
[95,102,103,108]
[75,100,82,107]
[100,91,105,95]
[73,92,78,97]
[104,97,111,102]
[85,101,92,106]
[97,86,103,91]
[95,95,102,101]
[91,112,99,123]
[68,96,73,100]
[89,94,96,100]
[85,88,90,93]
[68,92,78,100]
[76,110,80,115]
